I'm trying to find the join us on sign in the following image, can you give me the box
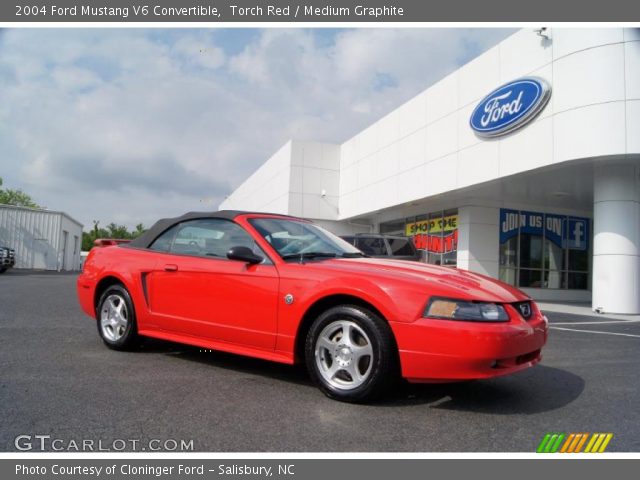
[501,211,562,237]
[499,209,589,251]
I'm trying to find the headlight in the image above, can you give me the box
[424,297,509,322]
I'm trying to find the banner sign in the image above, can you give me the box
[406,215,458,254]
[500,209,589,250]
[405,215,458,236]
[413,230,458,254]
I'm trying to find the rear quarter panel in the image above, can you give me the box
[77,246,158,328]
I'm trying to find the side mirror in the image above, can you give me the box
[227,246,263,265]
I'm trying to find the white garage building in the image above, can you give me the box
[0,204,83,271]
[221,28,640,314]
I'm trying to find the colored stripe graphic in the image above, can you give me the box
[550,434,565,453]
[537,433,612,453]
[574,433,589,453]
[584,433,598,452]
[536,433,552,453]
[561,433,588,453]
[560,433,575,453]
[598,433,614,452]
[585,433,614,453]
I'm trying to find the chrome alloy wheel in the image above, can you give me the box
[315,320,374,390]
[100,294,129,342]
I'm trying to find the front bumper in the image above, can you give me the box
[391,303,548,382]
[1,249,15,268]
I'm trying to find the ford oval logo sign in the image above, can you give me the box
[470,77,551,138]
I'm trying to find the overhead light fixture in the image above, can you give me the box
[534,27,549,39]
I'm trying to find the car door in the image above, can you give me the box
[145,218,279,350]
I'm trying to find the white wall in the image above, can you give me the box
[60,214,83,271]
[457,205,500,277]
[220,141,293,214]
[313,219,371,236]
[221,140,342,221]
[0,205,83,271]
[592,163,640,314]
[338,28,640,220]
[289,141,341,220]
[224,29,640,223]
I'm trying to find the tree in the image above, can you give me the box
[81,221,147,251]
[135,223,146,236]
[0,177,40,208]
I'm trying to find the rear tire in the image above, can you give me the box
[305,305,398,402]
[96,284,139,350]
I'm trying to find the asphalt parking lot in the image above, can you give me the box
[1,271,638,452]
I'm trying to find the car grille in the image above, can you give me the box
[513,301,533,320]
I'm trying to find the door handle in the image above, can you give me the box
[163,264,178,272]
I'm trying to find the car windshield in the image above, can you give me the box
[249,218,365,261]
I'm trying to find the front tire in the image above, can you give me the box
[305,305,398,402]
[96,284,139,350]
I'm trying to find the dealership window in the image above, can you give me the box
[499,209,590,290]
[380,209,458,266]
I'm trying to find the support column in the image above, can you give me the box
[457,205,500,277]
[593,163,640,314]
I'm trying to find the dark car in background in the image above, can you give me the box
[0,246,15,273]
[341,234,421,261]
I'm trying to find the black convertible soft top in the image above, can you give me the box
[126,210,301,249]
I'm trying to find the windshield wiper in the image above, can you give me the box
[339,252,368,258]
[281,252,338,261]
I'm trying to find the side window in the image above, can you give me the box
[149,219,267,261]
[388,238,415,256]
[341,236,356,246]
[355,237,387,256]
[149,225,179,252]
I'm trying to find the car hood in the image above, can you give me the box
[302,257,529,303]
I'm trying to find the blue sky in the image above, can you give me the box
[0,28,514,228]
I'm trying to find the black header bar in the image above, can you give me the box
[3,0,640,22]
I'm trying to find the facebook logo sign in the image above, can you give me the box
[566,218,588,250]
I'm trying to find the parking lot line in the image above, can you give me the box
[550,319,640,326]
[549,326,640,338]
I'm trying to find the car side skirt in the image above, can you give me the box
[137,328,295,365]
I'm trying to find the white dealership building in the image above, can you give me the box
[221,28,640,314]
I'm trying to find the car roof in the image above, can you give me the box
[346,234,411,240]
[127,210,302,249]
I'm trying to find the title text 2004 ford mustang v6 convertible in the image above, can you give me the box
[77,211,548,402]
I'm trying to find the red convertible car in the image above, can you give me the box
[77,211,548,402]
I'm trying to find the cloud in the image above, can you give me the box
[0,28,514,229]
